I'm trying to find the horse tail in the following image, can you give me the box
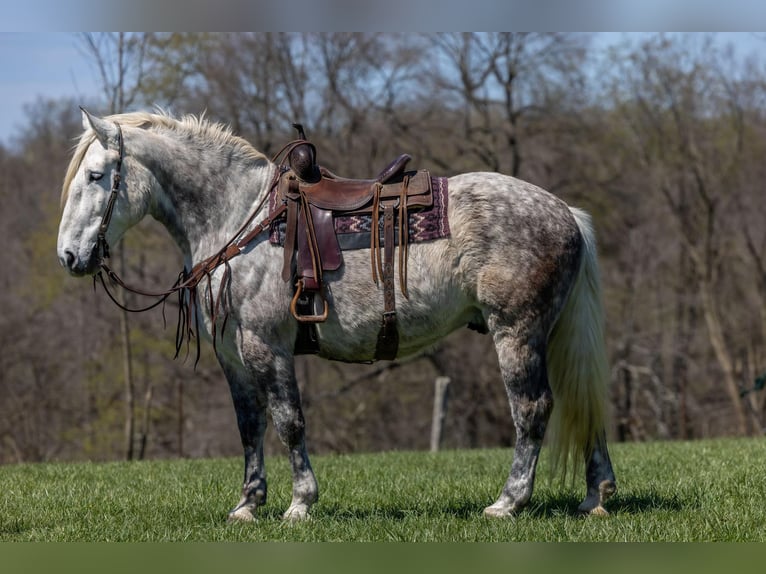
[545,207,609,481]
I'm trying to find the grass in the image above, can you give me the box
[1,437,765,541]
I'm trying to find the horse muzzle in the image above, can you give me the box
[58,246,101,277]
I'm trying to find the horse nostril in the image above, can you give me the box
[64,250,76,268]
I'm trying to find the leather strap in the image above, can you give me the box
[96,122,124,260]
[375,202,399,360]
[370,183,383,284]
[282,178,299,282]
[97,165,285,366]
[398,174,410,298]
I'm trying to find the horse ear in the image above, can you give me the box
[80,107,119,147]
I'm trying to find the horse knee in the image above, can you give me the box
[271,406,307,447]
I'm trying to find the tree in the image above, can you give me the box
[606,34,766,435]
[416,33,591,180]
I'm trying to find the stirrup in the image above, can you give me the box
[290,278,329,323]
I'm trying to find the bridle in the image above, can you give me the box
[91,120,288,364]
[95,122,124,261]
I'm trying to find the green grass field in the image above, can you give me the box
[1,437,765,542]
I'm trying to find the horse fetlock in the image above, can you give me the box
[227,486,267,522]
[599,479,617,501]
[242,484,267,506]
[577,479,616,516]
[283,483,317,522]
[295,476,319,504]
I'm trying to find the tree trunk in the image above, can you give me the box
[117,244,135,460]
[137,353,154,460]
[177,377,184,458]
[699,280,748,435]
[673,245,694,439]
[430,376,451,452]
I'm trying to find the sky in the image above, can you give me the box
[0,33,98,145]
[1,31,765,147]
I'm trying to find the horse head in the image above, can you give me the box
[57,108,151,276]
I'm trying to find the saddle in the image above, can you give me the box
[275,130,434,360]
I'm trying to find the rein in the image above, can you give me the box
[93,120,288,364]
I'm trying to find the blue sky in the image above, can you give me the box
[1,32,765,146]
[0,33,98,145]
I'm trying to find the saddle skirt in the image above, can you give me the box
[268,174,450,251]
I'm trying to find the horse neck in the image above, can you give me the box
[134,129,276,267]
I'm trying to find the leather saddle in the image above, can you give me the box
[275,131,433,360]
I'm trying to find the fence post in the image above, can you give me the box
[430,376,451,452]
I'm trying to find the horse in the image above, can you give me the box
[57,109,616,521]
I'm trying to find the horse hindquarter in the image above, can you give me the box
[446,173,615,515]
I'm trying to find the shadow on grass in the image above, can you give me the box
[514,490,685,519]
[313,489,684,521]
[603,491,684,515]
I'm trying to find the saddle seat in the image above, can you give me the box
[306,154,410,209]
[298,154,432,212]
[277,139,434,361]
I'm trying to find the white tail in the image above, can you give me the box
[545,207,609,480]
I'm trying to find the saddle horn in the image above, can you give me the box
[288,122,320,183]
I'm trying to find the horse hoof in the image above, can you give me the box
[228,506,256,523]
[283,504,311,522]
[588,505,609,517]
[483,503,517,518]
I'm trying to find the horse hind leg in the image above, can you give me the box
[484,322,617,518]
[484,318,553,517]
[578,436,617,515]
[545,206,617,515]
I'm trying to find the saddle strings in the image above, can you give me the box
[370,183,383,285]
[398,174,410,299]
[370,176,411,299]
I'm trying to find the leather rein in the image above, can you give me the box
[93,121,288,363]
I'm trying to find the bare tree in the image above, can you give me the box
[419,33,591,179]
[607,34,766,435]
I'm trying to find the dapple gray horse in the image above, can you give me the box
[57,109,616,521]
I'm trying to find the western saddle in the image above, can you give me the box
[275,126,434,360]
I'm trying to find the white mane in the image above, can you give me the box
[61,110,267,205]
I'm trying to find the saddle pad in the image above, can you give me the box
[268,176,450,249]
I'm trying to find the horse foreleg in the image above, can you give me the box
[578,435,617,515]
[267,358,318,521]
[221,361,269,522]
[484,327,553,517]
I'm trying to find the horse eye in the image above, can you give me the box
[88,171,104,182]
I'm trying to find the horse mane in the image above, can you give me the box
[61,110,268,206]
